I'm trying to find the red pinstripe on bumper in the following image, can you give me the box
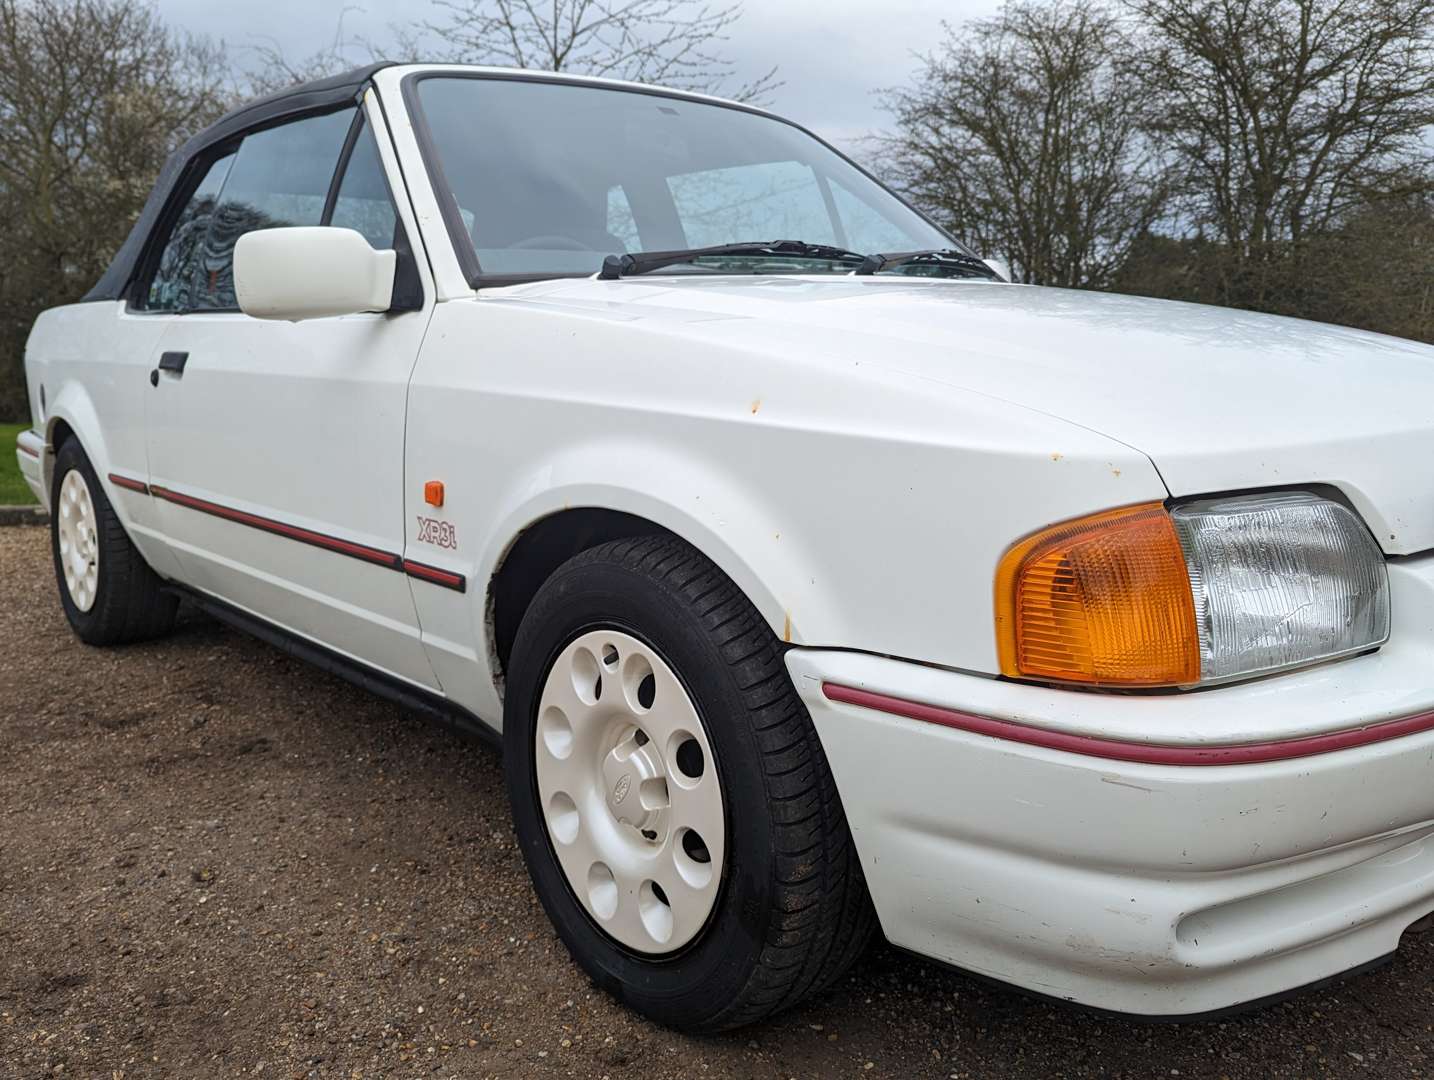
[822,682,1434,766]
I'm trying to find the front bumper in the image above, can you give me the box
[786,555,1434,1016]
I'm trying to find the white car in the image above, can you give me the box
[16,62,1434,1030]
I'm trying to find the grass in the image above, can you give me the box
[1,422,39,505]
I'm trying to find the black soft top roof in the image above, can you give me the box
[84,61,396,303]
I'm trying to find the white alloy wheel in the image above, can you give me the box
[534,629,725,954]
[57,469,100,612]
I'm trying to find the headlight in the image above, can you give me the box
[994,492,1389,688]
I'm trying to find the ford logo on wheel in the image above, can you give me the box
[612,773,632,803]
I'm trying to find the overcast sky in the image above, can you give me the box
[152,0,1003,147]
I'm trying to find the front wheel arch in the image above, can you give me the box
[488,508,676,678]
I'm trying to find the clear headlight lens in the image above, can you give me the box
[1170,492,1390,684]
[995,492,1390,687]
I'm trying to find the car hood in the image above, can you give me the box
[495,275,1434,554]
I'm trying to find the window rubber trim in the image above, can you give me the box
[321,110,368,225]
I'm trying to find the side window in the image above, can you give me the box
[329,121,399,249]
[190,108,355,311]
[145,153,235,311]
[667,161,836,249]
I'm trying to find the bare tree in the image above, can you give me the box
[243,5,376,96]
[1116,190,1434,341]
[881,0,1168,287]
[1309,194,1434,343]
[1125,0,1434,304]
[0,0,229,419]
[424,0,779,102]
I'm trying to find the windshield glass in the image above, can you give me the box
[410,75,961,279]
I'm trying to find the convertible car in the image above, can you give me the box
[16,62,1434,1031]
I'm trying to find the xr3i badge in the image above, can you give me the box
[416,515,457,550]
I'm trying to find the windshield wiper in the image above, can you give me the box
[854,249,999,278]
[598,240,868,279]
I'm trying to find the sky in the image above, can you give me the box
[152,0,1004,149]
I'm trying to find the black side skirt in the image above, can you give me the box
[165,582,500,751]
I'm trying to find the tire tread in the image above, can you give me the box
[565,535,876,1030]
[52,439,177,646]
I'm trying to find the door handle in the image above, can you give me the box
[158,351,189,376]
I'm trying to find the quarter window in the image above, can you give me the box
[146,153,234,312]
[329,121,400,249]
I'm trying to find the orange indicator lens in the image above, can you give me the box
[995,503,1199,687]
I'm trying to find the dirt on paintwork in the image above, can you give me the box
[2,524,1432,1079]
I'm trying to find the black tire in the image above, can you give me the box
[504,535,875,1032]
[50,438,177,645]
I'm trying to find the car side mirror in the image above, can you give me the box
[235,227,397,321]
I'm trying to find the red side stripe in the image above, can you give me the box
[149,485,401,570]
[108,478,466,591]
[108,473,150,494]
[18,440,40,459]
[821,683,1434,766]
[403,559,466,592]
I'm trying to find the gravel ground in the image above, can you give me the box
[4,524,1434,1079]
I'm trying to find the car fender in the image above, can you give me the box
[410,437,829,725]
[478,438,822,647]
[405,295,1169,710]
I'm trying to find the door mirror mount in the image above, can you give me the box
[235,227,396,321]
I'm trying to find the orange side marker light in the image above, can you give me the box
[424,480,445,508]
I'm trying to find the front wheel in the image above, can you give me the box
[50,438,177,645]
[504,536,874,1032]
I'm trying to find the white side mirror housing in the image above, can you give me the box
[235,227,397,321]
[983,257,1012,281]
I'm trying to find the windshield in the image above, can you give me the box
[409,75,962,280]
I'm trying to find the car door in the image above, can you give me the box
[141,97,441,690]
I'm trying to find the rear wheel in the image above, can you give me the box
[504,535,875,1032]
[50,439,177,645]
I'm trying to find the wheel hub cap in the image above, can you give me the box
[600,734,667,834]
[534,630,725,954]
[57,470,99,613]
